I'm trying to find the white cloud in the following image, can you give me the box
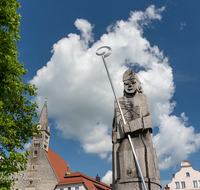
[102,170,112,185]
[153,113,200,170]
[75,18,94,44]
[17,142,31,153]
[107,154,112,163]
[30,5,200,170]
[24,142,31,150]
[162,180,172,189]
[180,22,186,30]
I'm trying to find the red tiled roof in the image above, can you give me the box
[56,171,112,190]
[45,148,72,181]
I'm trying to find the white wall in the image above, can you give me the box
[168,161,200,190]
[55,182,86,190]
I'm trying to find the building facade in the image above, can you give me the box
[13,99,71,190]
[165,160,200,190]
[13,99,112,190]
[55,172,112,190]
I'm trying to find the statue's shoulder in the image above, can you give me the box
[118,97,124,101]
[135,93,148,100]
[114,97,124,103]
[133,94,149,105]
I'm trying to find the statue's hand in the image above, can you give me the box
[123,123,131,134]
[127,118,143,133]
[119,120,130,134]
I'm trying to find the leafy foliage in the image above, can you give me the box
[0,0,39,189]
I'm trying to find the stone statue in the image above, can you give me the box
[112,69,161,190]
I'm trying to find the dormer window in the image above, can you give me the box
[186,172,190,177]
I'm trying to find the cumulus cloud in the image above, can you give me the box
[153,113,200,170]
[75,19,94,44]
[102,170,112,185]
[30,5,200,169]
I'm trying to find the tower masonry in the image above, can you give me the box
[13,99,71,190]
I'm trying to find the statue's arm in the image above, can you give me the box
[140,94,152,131]
[123,94,152,134]
[112,100,125,141]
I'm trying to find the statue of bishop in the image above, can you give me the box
[112,69,161,190]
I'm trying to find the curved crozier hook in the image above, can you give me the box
[96,46,112,58]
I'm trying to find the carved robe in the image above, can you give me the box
[112,93,161,190]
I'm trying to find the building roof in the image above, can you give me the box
[45,148,72,181]
[56,171,112,190]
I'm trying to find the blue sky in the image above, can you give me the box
[17,0,200,188]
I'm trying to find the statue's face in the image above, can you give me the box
[124,78,138,94]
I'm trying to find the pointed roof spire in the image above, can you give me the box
[38,98,49,133]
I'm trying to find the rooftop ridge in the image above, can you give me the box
[63,171,111,188]
[46,148,72,181]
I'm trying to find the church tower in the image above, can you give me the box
[29,97,51,174]
[13,98,71,190]
[36,97,50,152]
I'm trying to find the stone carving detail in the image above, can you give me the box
[112,69,161,190]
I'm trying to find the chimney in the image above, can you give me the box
[172,174,175,178]
[96,174,100,182]
[164,185,170,190]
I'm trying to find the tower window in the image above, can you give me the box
[44,144,47,149]
[36,134,42,139]
[34,143,40,147]
[34,150,38,157]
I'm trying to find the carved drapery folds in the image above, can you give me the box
[112,69,161,190]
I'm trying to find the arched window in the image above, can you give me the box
[186,172,190,177]
[34,150,38,157]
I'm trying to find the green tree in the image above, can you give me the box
[0,0,39,189]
